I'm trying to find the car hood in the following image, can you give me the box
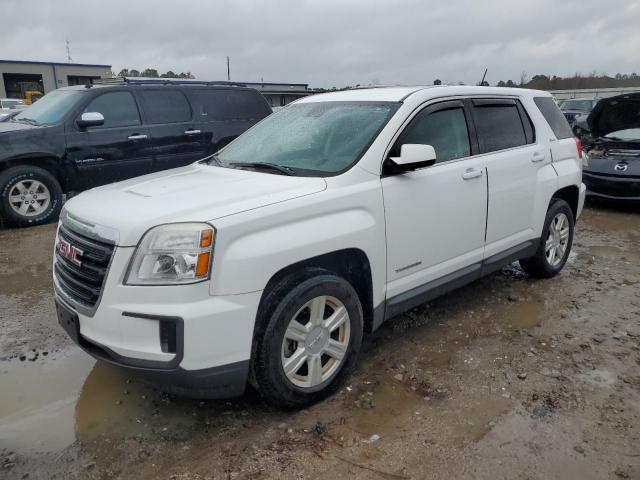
[588,93,640,138]
[63,162,327,246]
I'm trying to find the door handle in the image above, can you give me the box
[184,129,201,135]
[128,134,148,140]
[462,168,483,180]
[531,151,546,163]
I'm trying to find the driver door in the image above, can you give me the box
[382,100,488,304]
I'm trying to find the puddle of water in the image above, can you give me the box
[349,381,422,437]
[491,300,544,330]
[0,348,94,452]
[0,348,203,454]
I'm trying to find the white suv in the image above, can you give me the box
[53,86,585,408]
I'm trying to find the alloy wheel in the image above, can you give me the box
[545,212,570,267]
[8,180,51,217]
[281,295,351,388]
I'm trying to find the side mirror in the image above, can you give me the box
[77,112,104,129]
[388,144,437,172]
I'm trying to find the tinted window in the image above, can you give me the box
[534,97,574,139]
[83,91,140,128]
[473,102,528,152]
[139,90,191,124]
[189,89,271,121]
[397,107,470,163]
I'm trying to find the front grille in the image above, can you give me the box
[54,225,114,309]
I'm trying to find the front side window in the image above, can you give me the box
[14,89,84,125]
[216,101,399,175]
[395,107,471,163]
[473,103,528,152]
[139,90,191,124]
[83,91,141,128]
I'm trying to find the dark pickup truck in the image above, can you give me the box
[0,79,272,227]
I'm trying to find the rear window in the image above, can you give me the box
[139,89,192,124]
[472,100,531,152]
[534,97,573,139]
[188,89,271,121]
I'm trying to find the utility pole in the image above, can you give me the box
[66,39,73,63]
[226,56,230,81]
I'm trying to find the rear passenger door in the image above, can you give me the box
[470,98,545,257]
[137,88,206,172]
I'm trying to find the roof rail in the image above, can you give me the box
[94,77,247,87]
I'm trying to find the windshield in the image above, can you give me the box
[216,101,399,175]
[14,89,84,125]
[559,99,593,112]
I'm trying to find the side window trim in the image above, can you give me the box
[77,89,143,131]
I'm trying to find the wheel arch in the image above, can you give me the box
[551,184,579,220]
[0,156,67,192]
[257,248,375,334]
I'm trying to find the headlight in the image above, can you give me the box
[126,223,215,285]
[582,149,590,168]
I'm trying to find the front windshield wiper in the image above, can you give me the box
[229,161,295,176]
[14,117,38,126]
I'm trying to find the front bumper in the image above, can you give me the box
[55,245,263,398]
[583,171,640,202]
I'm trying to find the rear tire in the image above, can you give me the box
[0,165,63,227]
[252,269,363,409]
[519,199,574,278]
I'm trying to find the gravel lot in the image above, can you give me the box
[1,201,639,480]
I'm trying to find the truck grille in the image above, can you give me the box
[54,225,114,309]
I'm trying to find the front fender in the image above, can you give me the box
[210,180,387,307]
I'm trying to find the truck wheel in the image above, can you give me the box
[0,166,63,227]
[519,199,574,278]
[252,269,363,408]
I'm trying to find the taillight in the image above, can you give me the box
[574,137,582,159]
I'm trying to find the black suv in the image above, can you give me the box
[0,79,272,227]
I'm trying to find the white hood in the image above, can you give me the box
[63,163,327,246]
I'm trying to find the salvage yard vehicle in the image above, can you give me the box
[53,86,585,408]
[0,79,271,227]
[558,97,596,125]
[581,92,640,202]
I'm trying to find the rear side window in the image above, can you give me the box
[472,100,531,152]
[189,89,271,121]
[139,90,191,124]
[83,91,141,128]
[397,107,471,163]
[534,97,574,139]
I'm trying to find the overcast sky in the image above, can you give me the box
[3,0,640,88]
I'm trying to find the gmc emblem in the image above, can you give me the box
[57,238,83,267]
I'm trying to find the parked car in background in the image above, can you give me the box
[558,98,596,125]
[53,86,584,408]
[0,98,25,120]
[581,92,640,202]
[0,79,271,227]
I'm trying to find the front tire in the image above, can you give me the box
[519,199,574,278]
[0,166,63,227]
[252,269,363,409]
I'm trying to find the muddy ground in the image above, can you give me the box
[1,201,639,480]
